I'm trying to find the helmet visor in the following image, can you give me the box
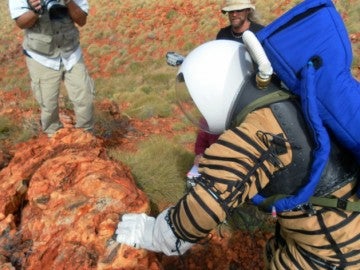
[175,72,211,133]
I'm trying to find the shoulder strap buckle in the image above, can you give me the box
[336,198,348,210]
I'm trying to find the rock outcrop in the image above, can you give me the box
[0,128,160,269]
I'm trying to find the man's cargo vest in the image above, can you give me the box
[23,3,79,58]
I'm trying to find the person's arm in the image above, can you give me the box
[65,0,87,27]
[169,108,293,243]
[13,0,42,29]
[13,0,88,28]
[115,108,292,254]
[14,10,40,29]
[194,131,220,165]
[193,130,210,165]
[194,130,211,155]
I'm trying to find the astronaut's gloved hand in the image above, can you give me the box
[115,208,194,256]
[115,213,156,251]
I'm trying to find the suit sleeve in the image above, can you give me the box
[168,108,292,242]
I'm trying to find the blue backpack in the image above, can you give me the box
[251,0,360,212]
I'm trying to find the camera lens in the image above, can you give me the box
[45,0,69,20]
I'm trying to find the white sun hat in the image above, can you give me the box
[221,0,255,13]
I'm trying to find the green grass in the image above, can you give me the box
[228,204,276,233]
[123,92,172,119]
[0,115,39,148]
[108,135,194,209]
[0,117,14,139]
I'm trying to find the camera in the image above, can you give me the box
[166,52,185,66]
[41,0,68,19]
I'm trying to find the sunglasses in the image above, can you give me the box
[228,9,249,14]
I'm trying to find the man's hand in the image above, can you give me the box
[27,0,43,14]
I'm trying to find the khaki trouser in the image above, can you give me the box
[26,56,95,135]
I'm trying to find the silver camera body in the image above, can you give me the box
[166,52,185,66]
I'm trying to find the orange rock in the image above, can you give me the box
[0,128,161,269]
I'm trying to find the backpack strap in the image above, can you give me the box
[310,197,360,212]
[233,90,294,126]
[230,75,295,129]
[258,195,360,213]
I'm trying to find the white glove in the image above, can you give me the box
[115,213,157,251]
[186,164,201,179]
[116,209,194,256]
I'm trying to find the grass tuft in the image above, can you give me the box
[109,135,194,208]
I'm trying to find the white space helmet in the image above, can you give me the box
[176,40,255,134]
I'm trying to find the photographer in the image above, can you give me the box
[9,0,95,137]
